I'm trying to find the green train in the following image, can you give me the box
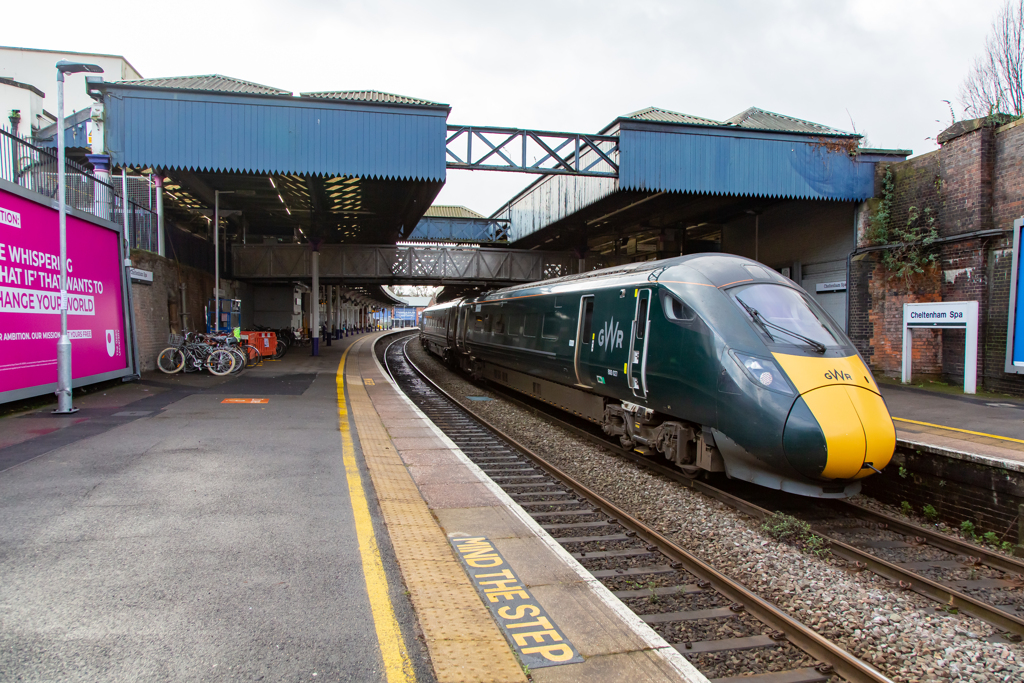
[420,254,896,498]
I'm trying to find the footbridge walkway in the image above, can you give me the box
[231,243,573,285]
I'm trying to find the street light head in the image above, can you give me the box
[55,61,104,80]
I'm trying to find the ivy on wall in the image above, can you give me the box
[868,168,940,288]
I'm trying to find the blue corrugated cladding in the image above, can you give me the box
[103,88,447,181]
[618,125,875,201]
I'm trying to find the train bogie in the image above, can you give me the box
[421,254,896,498]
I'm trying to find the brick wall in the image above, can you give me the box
[129,250,247,372]
[851,116,1024,394]
[864,445,1024,552]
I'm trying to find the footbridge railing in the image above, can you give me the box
[232,244,573,284]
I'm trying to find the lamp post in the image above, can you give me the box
[54,60,103,415]
[213,190,233,333]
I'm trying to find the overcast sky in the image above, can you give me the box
[18,0,1008,215]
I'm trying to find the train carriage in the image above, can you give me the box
[421,253,896,498]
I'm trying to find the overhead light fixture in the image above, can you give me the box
[269,177,276,188]
[286,206,291,215]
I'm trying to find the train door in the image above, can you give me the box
[628,289,652,398]
[574,295,595,387]
[457,307,469,348]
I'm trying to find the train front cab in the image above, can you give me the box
[722,282,896,496]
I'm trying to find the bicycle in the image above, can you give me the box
[157,333,239,376]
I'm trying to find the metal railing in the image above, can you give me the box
[232,244,573,284]
[0,126,159,253]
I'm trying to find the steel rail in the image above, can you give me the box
[408,351,1024,641]
[838,499,1024,576]
[399,342,894,683]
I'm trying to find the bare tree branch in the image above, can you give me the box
[960,0,1024,117]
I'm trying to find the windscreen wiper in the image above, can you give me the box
[736,298,775,342]
[738,299,826,354]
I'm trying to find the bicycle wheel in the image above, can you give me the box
[230,348,247,374]
[243,345,262,368]
[206,349,236,376]
[273,339,287,359]
[157,347,185,374]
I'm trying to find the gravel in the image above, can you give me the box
[406,340,1024,683]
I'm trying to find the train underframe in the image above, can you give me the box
[427,338,726,478]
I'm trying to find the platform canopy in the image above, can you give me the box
[94,76,449,244]
[495,106,904,254]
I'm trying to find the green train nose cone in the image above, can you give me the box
[783,397,828,479]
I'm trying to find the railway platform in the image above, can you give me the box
[879,382,1024,473]
[0,331,703,682]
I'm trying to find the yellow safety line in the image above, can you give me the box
[893,417,1024,445]
[337,342,416,683]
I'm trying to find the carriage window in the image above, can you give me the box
[635,298,649,339]
[524,314,540,337]
[474,314,487,332]
[493,314,505,334]
[542,313,560,339]
[662,293,696,322]
[507,315,520,337]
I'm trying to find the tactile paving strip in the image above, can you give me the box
[345,344,527,683]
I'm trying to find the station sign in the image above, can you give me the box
[815,280,846,293]
[0,181,132,404]
[129,267,154,283]
[903,301,978,393]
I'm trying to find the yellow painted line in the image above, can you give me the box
[893,417,1024,445]
[221,398,269,404]
[337,344,416,683]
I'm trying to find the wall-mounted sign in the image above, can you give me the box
[815,280,847,293]
[0,180,132,404]
[1007,217,1024,375]
[129,267,153,283]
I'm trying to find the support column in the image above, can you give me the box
[325,285,333,346]
[311,250,320,356]
[154,173,165,256]
[85,154,112,222]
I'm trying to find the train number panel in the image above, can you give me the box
[421,254,896,498]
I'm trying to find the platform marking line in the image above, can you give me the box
[350,336,528,683]
[893,417,1024,445]
[336,343,416,683]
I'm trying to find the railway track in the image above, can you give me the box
[384,334,893,683]
[392,333,1024,648]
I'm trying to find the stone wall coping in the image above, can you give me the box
[897,437,1024,474]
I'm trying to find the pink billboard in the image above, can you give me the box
[0,185,129,400]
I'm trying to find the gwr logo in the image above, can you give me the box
[597,317,624,352]
[0,207,21,229]
[824,369,853,381]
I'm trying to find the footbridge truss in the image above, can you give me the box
[232,244,573,285]
[446,125,619,177]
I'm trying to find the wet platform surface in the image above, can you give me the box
[0,331,704,682]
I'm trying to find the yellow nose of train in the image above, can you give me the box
[772,353,896,481]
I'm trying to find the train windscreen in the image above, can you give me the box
[731,284,842,349]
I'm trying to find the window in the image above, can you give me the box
[524,314,540,337]
[474,314,486,332]
[507,315,520,337]
[493,314,505,334]
[662,293,696,322]
[731,284,842,348]
[542,313,560,339]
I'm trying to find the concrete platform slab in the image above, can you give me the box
[351,332,707,683]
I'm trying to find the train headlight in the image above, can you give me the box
[733,352,794,395]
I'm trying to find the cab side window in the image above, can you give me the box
[661,292,697,323]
